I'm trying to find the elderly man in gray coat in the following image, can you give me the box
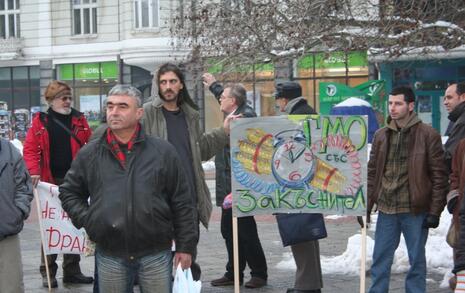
[0,138,33,293]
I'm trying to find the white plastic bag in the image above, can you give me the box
[172,264,201,293]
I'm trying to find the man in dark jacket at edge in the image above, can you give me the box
[275,81,323,293]
[59,85,198,292]
[441,82,465,290]
[449,138,465,292]
[367,86,447,293]
[444,82,465,174]
[203,73,268,289]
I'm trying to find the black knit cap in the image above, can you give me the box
[275,81,302,100]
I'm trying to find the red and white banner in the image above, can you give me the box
[36,182,86,255]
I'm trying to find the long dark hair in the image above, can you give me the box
[156,63,199,110]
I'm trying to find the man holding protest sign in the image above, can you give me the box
[274,81,324,293]
[59,85,198,292]
[368,86,448,292]
[23,80,93,288]
[203,74,268,289]
[0,138,33,293]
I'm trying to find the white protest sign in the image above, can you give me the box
[36,182,86,255]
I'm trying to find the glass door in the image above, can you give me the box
[416,94,433,127]
[415,91,444,134]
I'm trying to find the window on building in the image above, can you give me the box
[134,0,158,29]
[0,0,20,38]
[73,0,97,35]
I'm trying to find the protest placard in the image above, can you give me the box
[230,115,368,217]
[36,182,86,255]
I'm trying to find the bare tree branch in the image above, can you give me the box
[171,0,465,67]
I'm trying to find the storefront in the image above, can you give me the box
[0,66,40,139]
[0,66,40,111]
[204,62,276,131]
[379,58,465,135]
[57,62,118,129]
[204,51,370,132]
[56,61,153,129]
[295,51,369,111]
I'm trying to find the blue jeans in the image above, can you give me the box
[97,249,172,293]
[369,212,428,293]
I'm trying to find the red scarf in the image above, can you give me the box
[106,124,140,169]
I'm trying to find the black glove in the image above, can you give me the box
[422,214,440,229]
[448,197,458,214]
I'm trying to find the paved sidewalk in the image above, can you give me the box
[21,179,448,292]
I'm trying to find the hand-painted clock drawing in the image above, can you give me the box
[271,129,316,188]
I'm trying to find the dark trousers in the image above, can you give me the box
[291,241,323,290]
[93,254,99,293]
[221,208,267,281]
[190,219,201,281]
[190,247,201,281]
[40,248,81,278]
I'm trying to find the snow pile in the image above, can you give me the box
[333,97,372,108]
[324,215,347,220]
[277,210,453,287]
[320,234,375,275]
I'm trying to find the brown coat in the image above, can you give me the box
[451,139,465,273]
[449,139,465,200]
[367,119,448,217]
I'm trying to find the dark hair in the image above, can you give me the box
[224,83,247,107]
[156,63,198,110]
[456,82,465,96]
[390,86,415,103]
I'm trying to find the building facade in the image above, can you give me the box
[0,0,187,134]
[376,53,465,135]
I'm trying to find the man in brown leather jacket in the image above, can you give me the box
[367,86,448,293]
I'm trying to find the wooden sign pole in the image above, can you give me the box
[360,216,367,293]
[34,187,52,292]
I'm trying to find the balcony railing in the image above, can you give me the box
[0,38,23,60]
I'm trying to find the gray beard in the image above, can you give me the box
[53,107,72,115]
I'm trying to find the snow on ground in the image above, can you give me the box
[324,215,348,220]
[202,160,215,171]
[277,210,453,287]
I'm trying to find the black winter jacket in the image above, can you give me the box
[59,129,198,259]
[445,102,465,173]
[288,98,317,115]
[210,82,257,206]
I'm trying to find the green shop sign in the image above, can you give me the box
[206,58,274,74]
[318,80,385,115]
[298,51,367,69]
[59,62,118,80]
